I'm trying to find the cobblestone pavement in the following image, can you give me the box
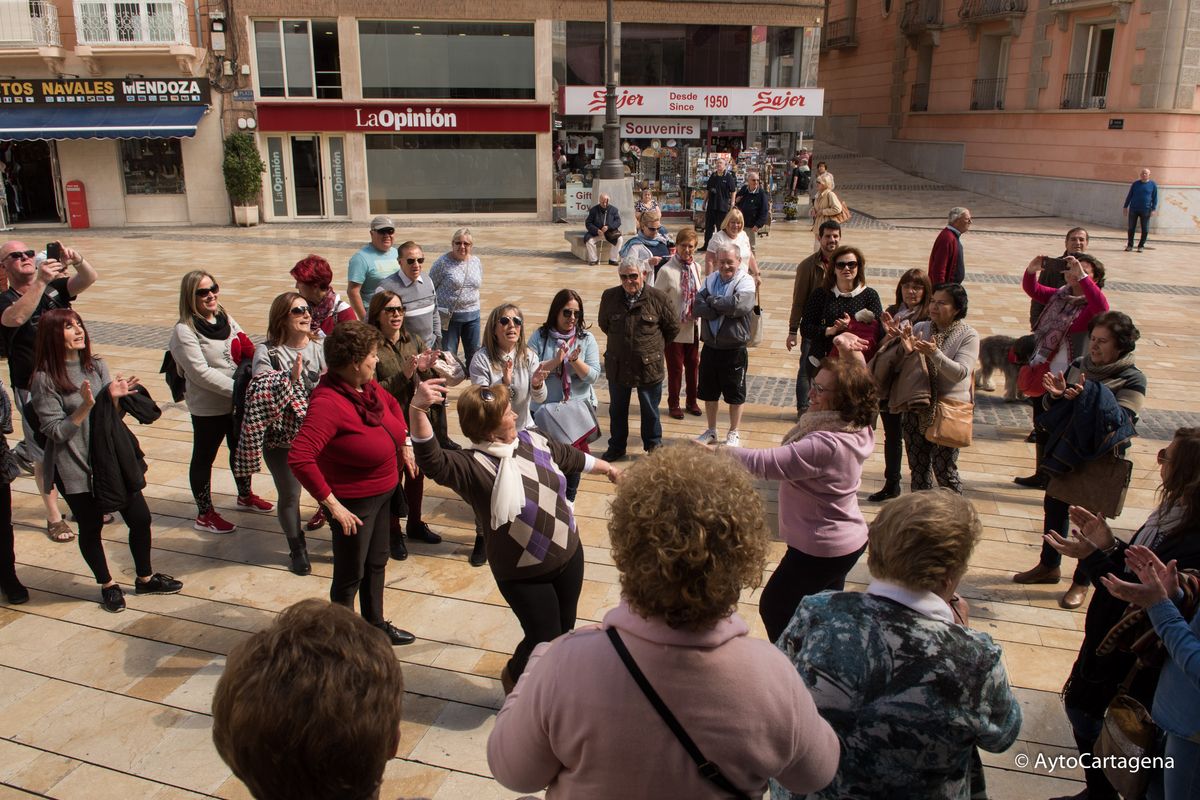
[4,144,1200,799]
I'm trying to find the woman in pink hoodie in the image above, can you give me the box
[729,339,878,642]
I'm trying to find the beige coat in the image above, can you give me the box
[656,255,703,345]
[810,189,845,235]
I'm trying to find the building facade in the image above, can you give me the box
[0,0,225,226]
[817,0,1200,232]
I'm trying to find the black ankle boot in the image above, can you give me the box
[389,521,408,561]
[868,481,901,502]
[469,534,487,567]
[1,573,29,604]
[286,539,311,576]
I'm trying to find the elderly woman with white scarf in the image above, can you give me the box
[410,378,621,694]
[693,242,757,447]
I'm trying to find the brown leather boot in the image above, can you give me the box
[1012,563,1062,584]
[1059,582,1089,609]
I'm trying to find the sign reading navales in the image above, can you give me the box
[562,86,824,117]
[0,77,210,106]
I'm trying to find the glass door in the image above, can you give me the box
[289,135,324,216]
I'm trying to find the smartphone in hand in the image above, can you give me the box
[1041,256,1068,273]
[46,241,63,262]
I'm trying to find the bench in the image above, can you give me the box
[565,231,620,263]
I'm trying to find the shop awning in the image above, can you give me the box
[0,105,208,141]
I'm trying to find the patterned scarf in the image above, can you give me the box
[308,289,338,334]
[678,259,697,323]
[918,318,971,433]
[782,408,863,445]
[549,327,577,400]
[1080,351,1137,391]
[1031,287,1086,365]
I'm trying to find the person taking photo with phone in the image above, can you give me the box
[0,239,97,544]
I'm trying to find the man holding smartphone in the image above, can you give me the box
[1029,227,1089,327]
[0,240,98,542]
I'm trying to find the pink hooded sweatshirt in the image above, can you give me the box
[730,426,873,557]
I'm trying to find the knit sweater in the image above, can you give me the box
[488,601,840,799]
[168,317,244,417]
[912,321,980,404]
[287,377,407,502]
[30,358,111,495]
[429,253,483,315]
[469,347,547,430]
[1123,179,1158,212]
[730,426,873,557]
[800,286,884,363]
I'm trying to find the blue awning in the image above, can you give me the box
[0,104,208,141]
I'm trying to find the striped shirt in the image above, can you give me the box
[378,270,441,349]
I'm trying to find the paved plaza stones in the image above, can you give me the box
[1,148,1198,798]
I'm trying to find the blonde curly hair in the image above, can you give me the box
[867,489,981,593]
[608,445,768,630]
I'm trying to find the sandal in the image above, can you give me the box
[47,520,75,543]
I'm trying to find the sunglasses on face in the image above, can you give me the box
[619,273,640,282]
[375,228,395,236]
[560,308,580,318]
[405,257,425,265]
[498,316,522,327]
[3,249,35,262]
[289,306,311,317]
[480,388,496,402]
[835,261,858,270]
[382,305,404,315]
[195,284,220,298]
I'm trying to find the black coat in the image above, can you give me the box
[88,385,160,513]
[735,186,770,229]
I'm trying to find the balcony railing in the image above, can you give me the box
[959,0,1027,21]
[74,0,191,45]
[910,82,929,111]
[821,17,856,50]
[902,0,943,35]
[0,0,61,47]
[1061,70,1109,109]
[970,77,1006,109]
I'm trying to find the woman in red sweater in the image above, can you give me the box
[288,321,415,646]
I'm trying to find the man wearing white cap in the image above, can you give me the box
[347,215,400,320]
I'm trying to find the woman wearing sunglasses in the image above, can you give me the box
[410,378,620,693]
[528,289,601,502]
[290,254,357,337]
[233,292,326,575]
[368,290,445,561]
[429,227,483,366]
[169,270,271,535]
[799,246,883,375]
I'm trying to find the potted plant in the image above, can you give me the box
[222,132,266,226]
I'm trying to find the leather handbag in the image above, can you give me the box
[925,397,974,448]
[533,399,600,447]
[747,290,764,348]
[1093,665,1156,799]
[1046,455,1133,519]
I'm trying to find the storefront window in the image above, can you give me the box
[120,138,185,195]
[254,19,342,99]
[620,25,750,86]
[365,134,536,213]
[566,22,604,85]
[358,21,535,99]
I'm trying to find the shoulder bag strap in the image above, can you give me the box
[606,627,751,799]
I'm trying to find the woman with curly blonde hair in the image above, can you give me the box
[487,445,839,799]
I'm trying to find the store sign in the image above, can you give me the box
[561,86,824,117]
[257,103,551,134]
[0,77,210,106]
[328,137,348,216]
[620,118,701,139]
[266,137,288,217]
[565,183,594,219]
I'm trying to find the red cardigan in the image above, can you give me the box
[927,227,963,285]
[288,378,407,501]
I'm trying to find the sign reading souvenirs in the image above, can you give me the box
[561,86,825,117]
[0,78,209,106]
[620,118,701,139]
[256,103,552,134]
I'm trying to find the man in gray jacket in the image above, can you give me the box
[693,243,756,447]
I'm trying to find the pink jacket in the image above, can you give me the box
[730,427,873,557]
[487,602,840,799]
[1022,271,1107,335]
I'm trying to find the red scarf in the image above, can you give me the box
[321,372,385,426]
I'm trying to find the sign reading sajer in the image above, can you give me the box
[0,77,209,105]
[561,86,824,117]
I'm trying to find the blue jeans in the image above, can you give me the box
[441,310,480,365]
[606,381,663,455]
[1162,733,1200,800]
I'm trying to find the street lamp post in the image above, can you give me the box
[599,0,623,180]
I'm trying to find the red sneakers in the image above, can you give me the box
[236,493,275,513]
[194,510,237,534]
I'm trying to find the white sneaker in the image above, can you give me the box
[724,430,741,447]
[695,428,717,445]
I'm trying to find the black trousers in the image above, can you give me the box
[0,483,17,589]
[702,207,726,250]
[1126,210,1151,248]
[62,489,153,585]
[329,489,393,624]
[190,413,251,514]
[880,410,904,484]
[494,545,585,680]
[760,543,867,644]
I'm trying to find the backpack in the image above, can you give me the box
[159,351,186,402]
[231,348,280,434]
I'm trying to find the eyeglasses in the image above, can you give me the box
[811,382,832,395]
[560,309,580,318]
[619,273,641,282]
[498,316,522,327]
[835,261,859,270]
[3,249,34,262]
[374,228,395,236]
[195,284,220,298]
[405,257,425,265]
[288,306,311,317]
[383,305,404,315]
[1157,448,1171,465]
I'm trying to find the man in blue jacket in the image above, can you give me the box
[1123,168,1158,252]
[584,194,623,265]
